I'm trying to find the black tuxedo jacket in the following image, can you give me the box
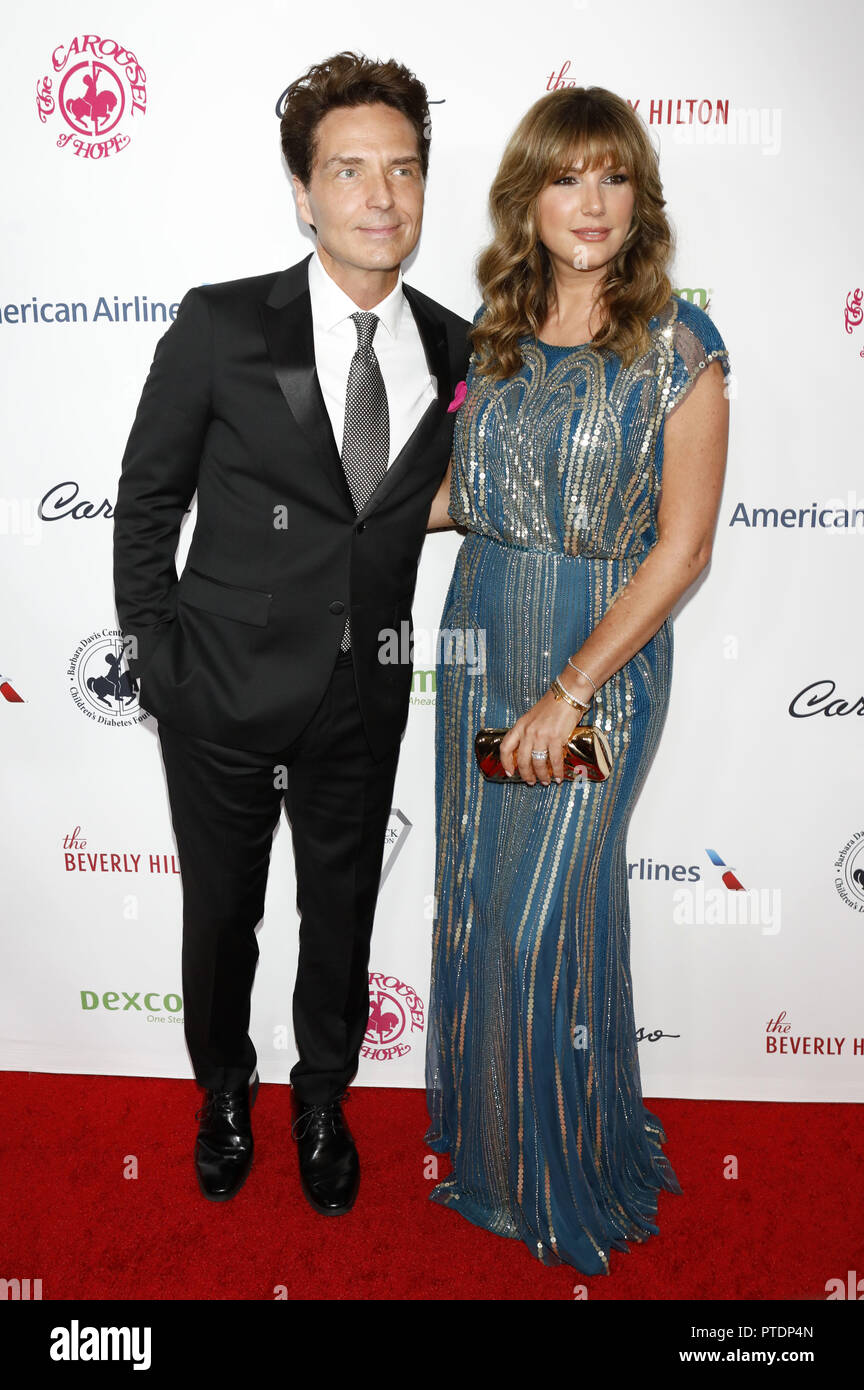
[112,253,471,758]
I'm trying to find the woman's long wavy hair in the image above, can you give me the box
[473,87,674,379]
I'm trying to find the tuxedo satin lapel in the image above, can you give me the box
[259,280,355,515]
[403,283,454,415]
[357,285,452,521]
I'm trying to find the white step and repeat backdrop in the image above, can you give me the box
[2,0,863,1100]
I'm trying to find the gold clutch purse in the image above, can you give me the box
[474,724,613,783]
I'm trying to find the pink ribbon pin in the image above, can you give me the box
[447,380,467,413]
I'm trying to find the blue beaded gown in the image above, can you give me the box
[425,294,731,1273]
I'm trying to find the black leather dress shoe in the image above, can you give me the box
[291,1090,359,1216]
[194,1069,259,1202]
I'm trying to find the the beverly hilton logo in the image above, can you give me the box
[844,288,863,358]
[362,971,425,1063]
[67,629,147,727]
[35,33,147,160]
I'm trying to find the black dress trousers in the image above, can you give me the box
[156,648,401,1105]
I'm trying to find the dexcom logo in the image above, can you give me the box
[80,990,182,1022]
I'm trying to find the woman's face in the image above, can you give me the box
[535,152,636,274]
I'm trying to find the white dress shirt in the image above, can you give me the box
[307,247,438,468]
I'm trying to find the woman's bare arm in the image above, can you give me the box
[427,460,456,531]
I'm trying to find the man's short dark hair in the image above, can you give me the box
[280,50,431,185]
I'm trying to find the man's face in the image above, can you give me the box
[293,102,425,275]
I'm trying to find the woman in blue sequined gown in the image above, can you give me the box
[424,87,731,1274]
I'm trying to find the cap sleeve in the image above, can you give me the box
[460,303,486,392]
[665,299,732,418]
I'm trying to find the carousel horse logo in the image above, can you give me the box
[35,33,147,161]
[366,990,405,1047]
[362,971,426,1063]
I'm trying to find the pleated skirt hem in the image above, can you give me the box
[423,1112,683,1275]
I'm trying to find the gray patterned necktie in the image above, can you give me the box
[339,310,390,651]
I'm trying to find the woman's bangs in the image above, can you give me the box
[546,121,633,184]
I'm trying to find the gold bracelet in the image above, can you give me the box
[550,677,591,712]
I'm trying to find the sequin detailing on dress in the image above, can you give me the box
[425,295,731,1273]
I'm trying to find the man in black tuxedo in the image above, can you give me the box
[113,51,470,1212]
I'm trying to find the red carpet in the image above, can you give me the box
[1,1073,861,1301]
